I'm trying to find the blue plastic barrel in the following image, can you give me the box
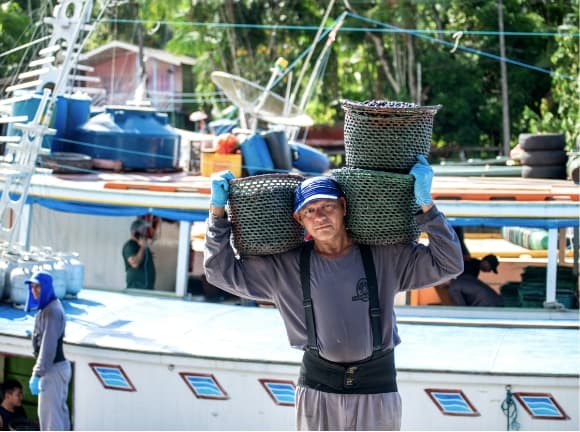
[262,130,293,171]
[290,142,330,174]
[50,96,68,152]
[72,106,180,170]
[209,119,237,135]
[240,134,275,175]
[65,93,91,142]
[7,94,68,151]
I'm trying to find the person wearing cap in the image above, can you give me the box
[448,254,504,307]
[204,155,464,430]
[25,271,71,430]
[462,254,499,278]
[122,218,156,290]
[189,110,208,132]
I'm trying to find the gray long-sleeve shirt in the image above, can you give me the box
[32,299,66,377]
[204,205,463,363]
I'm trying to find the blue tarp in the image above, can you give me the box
[22,195,579,228]
[27,196,209,222]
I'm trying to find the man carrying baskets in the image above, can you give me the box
[204,155,463,430]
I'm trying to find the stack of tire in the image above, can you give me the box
[566,136,580,184]
[518,133,567,180]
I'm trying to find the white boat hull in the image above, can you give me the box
[1,290,577,431]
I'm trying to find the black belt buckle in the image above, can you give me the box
[344,365,358,388]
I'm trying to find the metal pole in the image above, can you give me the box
[176,220,191,298]
[416,62,422,105]
[498,0,510,156]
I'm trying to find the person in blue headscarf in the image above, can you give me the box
[25,271,71,431]
[204,155,464,431]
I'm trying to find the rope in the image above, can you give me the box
[500,385,520,431]
[101,18,578,37]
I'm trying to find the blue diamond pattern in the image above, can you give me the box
[93,366,133,390]
[431,391,476,415]
[184,375,226,398]
[263,382,295,405]
[519,395,564,418]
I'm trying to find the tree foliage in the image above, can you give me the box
[1,0,576,154]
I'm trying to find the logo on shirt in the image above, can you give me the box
[352,278,369,302]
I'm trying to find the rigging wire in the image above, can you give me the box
[97,15,576,81]
[347,12,576,81]
[100,18,579,37]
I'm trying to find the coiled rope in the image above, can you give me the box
[501,385,520,431]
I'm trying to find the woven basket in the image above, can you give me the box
[227,173,305,256]
[331,167,420,245]
[342,99,441,173]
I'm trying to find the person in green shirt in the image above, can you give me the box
[122,219,156,290]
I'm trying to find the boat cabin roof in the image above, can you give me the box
[1,289,578,377]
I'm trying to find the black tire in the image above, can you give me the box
[522,164,566,179]
[570,164,579,184]
[518,133,566,151]
[39,152,92,173]
[567,152,580,183]
[520,150,568,166]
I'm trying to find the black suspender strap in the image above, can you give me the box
[300,242,384,355]
[359,244,384,352]
[300,241,318,352]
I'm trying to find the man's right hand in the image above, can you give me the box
[29,375,40,395]
[137,236,148,248]
[210,170,235,207]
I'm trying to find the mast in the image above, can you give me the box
[0,0,95,252]
[498,0,510,156]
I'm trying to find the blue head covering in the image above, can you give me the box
[25,271,56,312]
[294,176,344,213]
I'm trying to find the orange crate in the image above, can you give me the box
[201,152,242,177]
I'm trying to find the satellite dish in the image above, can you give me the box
[211,71,314,128]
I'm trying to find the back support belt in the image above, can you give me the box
[299,349,397,394]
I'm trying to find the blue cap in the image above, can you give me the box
[294,176,344,213]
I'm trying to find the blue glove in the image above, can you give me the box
[410,154,433,206]
[29,375,40,395]
[210,170,235,207]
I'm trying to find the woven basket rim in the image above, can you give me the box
[331,167,413,180]
[229,173,304,185]
[341,99,441,115]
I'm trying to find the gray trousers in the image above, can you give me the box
[296,386,402,430]
[39,360,71,431]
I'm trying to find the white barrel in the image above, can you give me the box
[8,259,37,306]
[0,260,8,300]
[0,251,22,301]
[50,259,68,299]
[60,252,84,295]
[35,256,67,300]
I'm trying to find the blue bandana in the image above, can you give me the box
[25,271,56,312]
[294,176,344,213]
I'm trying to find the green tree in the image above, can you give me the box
[519,11,579,150]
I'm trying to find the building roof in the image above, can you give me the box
[80,40,196,66]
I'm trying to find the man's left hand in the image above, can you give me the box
[410,154,433,206]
